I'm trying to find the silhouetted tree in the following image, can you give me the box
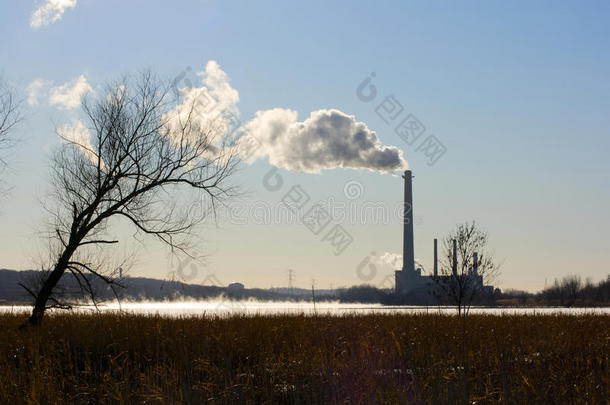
[0,77,22,170]
[24,72,239,325]
[434,221,499,316]
[539,274,609,306]
[561,274,582,306]
[338,285,387,303]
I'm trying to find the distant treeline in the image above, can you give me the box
[335,285,498,306]
[499,274,610,307]
[336,275,610,307]
[0,269,301,304]
[2,269,608,307]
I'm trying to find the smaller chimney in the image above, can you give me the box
[433,239,438,278]
[452,239,458,276]
[473,252,479,276]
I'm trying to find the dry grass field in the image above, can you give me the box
[0,312,608,404]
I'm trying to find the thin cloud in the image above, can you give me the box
[165,61,240,146]
[49,75,92,110]
[26,78,51,106]
[30,0,78,29]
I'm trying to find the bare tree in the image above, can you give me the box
[561,274,582,306]
[25,72,239,326]
[0,76,22,168]
[541,274,610,306]
[434,221,499,316]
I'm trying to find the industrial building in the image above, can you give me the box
[394,170,493,297]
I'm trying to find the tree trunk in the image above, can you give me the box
[27,245,76,326]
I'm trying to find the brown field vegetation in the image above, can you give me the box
[0,312,608,404]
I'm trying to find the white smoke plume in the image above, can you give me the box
[167,62,407,173]
[375,252,402,268]
[373,252,425,271]
[49,61,408,174]
[242,108,408,173]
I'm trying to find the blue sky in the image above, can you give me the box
[0,0,609,291]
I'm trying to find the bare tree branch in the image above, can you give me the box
[25,72,240,326]
[0,77,22,161]
[0,76,23,185]
[434,221,500,317]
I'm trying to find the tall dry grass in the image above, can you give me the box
[0,312,608,404]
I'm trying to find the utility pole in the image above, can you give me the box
[288,269,295,294]
[311,279,317,314]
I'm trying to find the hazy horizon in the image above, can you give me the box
[1,1,609,293]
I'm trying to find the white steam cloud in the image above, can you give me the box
[43,62,408,175]
[371,252,402,270]
[375,252,403,269]
[242,108,407,173]
[372,252,425,271]
[169,61,407,173]
[30,0,78,29]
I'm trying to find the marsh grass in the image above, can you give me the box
[0,313,608,404]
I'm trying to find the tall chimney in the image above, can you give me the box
[433,238,438,278]
[452,239,458,276]
[473,252,479,276]
[402,170,415,273]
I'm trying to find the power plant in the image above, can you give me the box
[394,170,494,296]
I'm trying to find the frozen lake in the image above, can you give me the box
[2,301,609,317]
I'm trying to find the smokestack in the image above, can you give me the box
[473,252,479,276]
[402,170,415,273]
[434,238,438,278]
[452,239,458,276]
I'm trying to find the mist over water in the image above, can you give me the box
[2,301,609,317]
